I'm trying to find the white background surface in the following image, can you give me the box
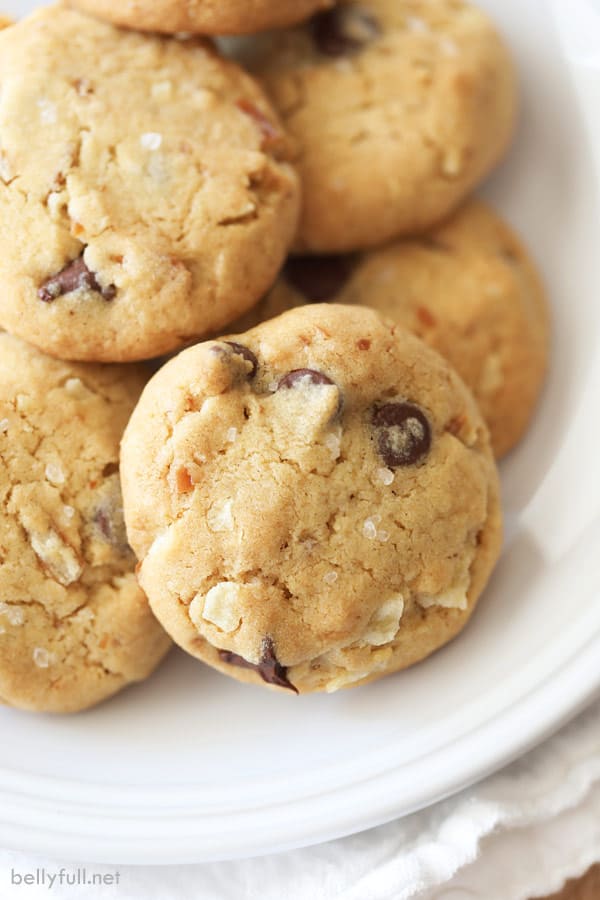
[2,695,600,898]
[1,0,600,870]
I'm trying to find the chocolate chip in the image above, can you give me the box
[218,636,298,693]
[277,368,335,390]
[310,6,381,56]
[88,474,132,556]
[218,649,257,672]
[284,255,356,302]
[91,504,130,554]
[93,509,113,542]
[223,341,259,378]
[38,256,116,303]
[372,402,432,467]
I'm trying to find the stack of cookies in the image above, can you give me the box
[0,0,549,712]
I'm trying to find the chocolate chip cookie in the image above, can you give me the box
[228,0,517,252]
[0,6,300,362]
[232,201,549,458]
[0,333,171,713]
[68,0,335,35]
[121,304,502,694]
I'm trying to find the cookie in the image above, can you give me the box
[68,0,335,36]
[0,6,300,362]
[121,304,502,694]
[0,333,171,713]
[228,0,517,253]
[232,201,549,458]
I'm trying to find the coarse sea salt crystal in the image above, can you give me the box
[406,15,429,33]
[64,377,84,394]
[226,427,238,444]
[323,571,338,585]
[440,37,459,56]
[45,463,65,485]
[324,431,342,460]
[362,518,378,540]
[37,99,57,124]
[140,132,162,151]
[377,467,394,486]
[33,647,55,668]
[0,418,9,434]
[207,499,234,533]
[0,602,25,626]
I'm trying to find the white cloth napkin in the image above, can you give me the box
[2,697,600,900]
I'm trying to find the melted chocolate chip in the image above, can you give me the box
[372,402,432,467]
[218,636,298,693]
[38,256,116,303]
[284,255,356,302]
[218,650,257,672]
[310,6,381,57]
[277,368,335,390]
[224,341,259,378]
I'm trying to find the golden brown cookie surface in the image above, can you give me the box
[122,304,501,694]
[228,0,517,252]
[0,334,171,713]
[231,202,550,458]
[0,6,300,362]
[68,0,335,35]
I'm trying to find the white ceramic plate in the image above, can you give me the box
[1,0,600,866]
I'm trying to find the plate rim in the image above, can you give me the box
[1,603,599,864]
